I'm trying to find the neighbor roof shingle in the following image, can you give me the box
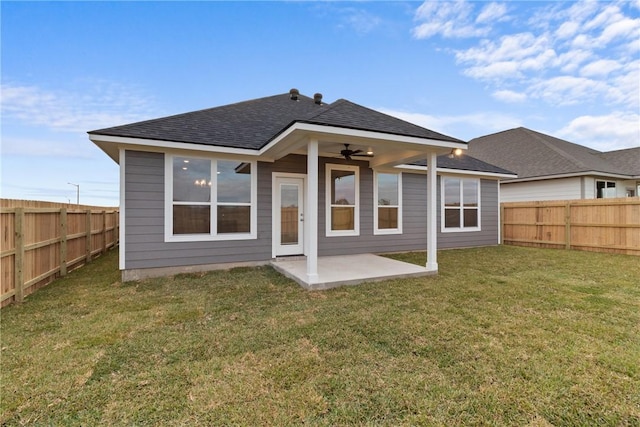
[89,91,464,149]
[468,127,639,179]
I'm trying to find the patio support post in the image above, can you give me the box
[306,138,319,283]
[426,150,438,271]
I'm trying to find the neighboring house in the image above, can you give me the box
[89,90,514,285]
[468,127,640,202]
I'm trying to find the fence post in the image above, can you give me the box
[500,204,505,245]
[60,208,67,276]
[14,208,24,303]
[102,210,107,254]
[564,202,571,250]
[85,209,92,263]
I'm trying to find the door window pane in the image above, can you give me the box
[281,184,298,245]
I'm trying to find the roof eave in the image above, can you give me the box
[396,164,517,179]
[503,171,637,183]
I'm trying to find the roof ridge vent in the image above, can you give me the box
[314,93,323,104]
[289,88,299,101]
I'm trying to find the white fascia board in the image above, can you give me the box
[504,171,635,183]
[259,122,467,155]
[89,134,266,159]
[396,164,517,179]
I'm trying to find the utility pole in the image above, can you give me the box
[68,182,79,205]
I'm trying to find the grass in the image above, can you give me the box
[1,246,639,426]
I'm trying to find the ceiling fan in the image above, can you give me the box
[338,144,374,161]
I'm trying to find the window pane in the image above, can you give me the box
[331,170,355,205]
[217,206,250,233]
[463,180,478,207]
[173,205,210,234]
[173,157,211,202]
[377,173,398,206]
[378,207,398,229]
[331,206,355,230]
[218,161,251,203]
[281,184,298,245]
[464,208,478,227]
[444,178,461,206]
[444,208,460,228]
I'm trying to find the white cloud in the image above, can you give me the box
[492,90,527,103]
[580,59,622,76]
[413,0,490,39]
[1,81,156,133]
[378,108,523,141]
[556,112,640,151]
[0,135,93,158]
[556,21,580,39]
[476,2,508,25]
[337,7,381,35]
[417,1,639,114]
[529,76,609,106]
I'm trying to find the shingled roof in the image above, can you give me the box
[412,154,514,175]
[468,127,640,180]
[89,91,463,149]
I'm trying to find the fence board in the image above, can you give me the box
[0,200,119,307]
[502,197,640,256]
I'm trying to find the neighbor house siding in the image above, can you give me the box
[501,177,582,202]
[124,150,272,270]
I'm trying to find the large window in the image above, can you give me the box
[326,164,359,236]
[596,180,616,198]
[374,172,402,234]
[166,156,256,241]
[442,177,480,232]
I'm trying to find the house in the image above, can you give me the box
[89,89,514,289]
[468,127,640,202]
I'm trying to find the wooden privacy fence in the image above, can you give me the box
[501,197,640,256]
[1,206,119,307]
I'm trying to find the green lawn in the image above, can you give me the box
[1,246,639,426]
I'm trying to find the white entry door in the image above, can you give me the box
[274,176,305,256]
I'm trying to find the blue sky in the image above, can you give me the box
[2,1,639,206]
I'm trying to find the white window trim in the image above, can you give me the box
[373,171,402,235]
[325,163,360,237]
[164,154,257,242]
[441,176,481,233]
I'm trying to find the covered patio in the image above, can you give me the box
[270,253,435,290]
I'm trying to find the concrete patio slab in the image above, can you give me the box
[270,253,435,290]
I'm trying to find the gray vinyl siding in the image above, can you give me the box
[123,151,499,271]
[124,150,273,269]
[437,177,499,249]
[317,165,500,256]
